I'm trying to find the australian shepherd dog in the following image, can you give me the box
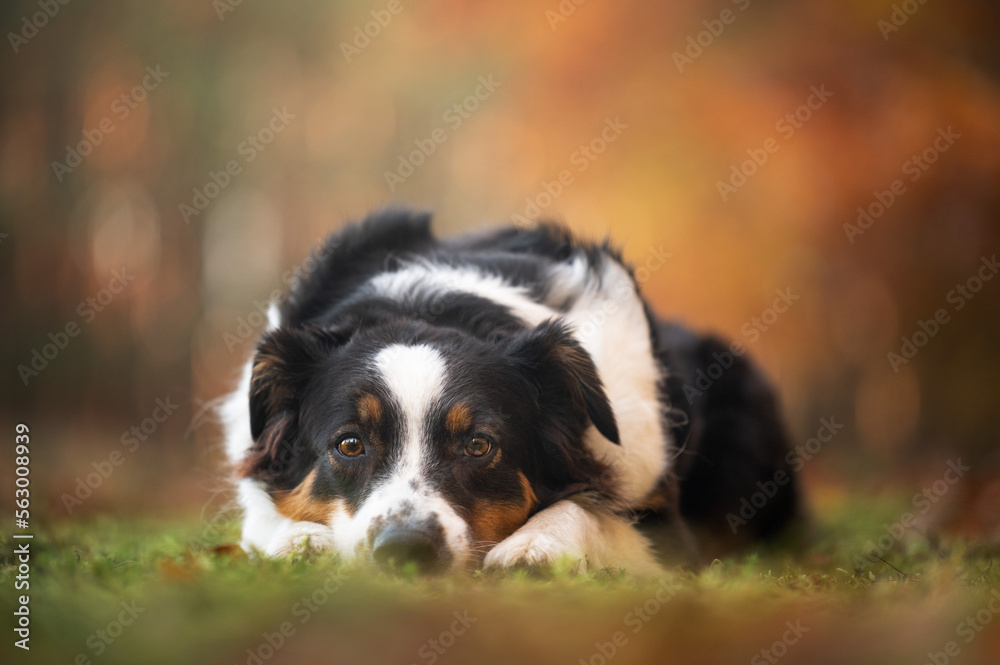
[222,209,801,575]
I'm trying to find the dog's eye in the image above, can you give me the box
[336,436,365,458]
[464,436,492,457]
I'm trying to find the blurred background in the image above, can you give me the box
[1,0,999,533]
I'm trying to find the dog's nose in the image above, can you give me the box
[371,526,443,573]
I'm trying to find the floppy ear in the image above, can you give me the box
[241,326,346,489]
[508,320,620,445]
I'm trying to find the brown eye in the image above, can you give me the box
[464,436,492,457]
[336,436,364,458]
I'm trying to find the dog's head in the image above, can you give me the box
[240,319,618,573]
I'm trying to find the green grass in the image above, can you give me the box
[3,494,1000,665]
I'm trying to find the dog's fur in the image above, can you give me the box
[222,209,801,575]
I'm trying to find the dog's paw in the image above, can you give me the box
[482,531,586,574]
[480,500,664,578]
[266,521,338,558]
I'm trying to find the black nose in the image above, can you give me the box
[371,526,443,573]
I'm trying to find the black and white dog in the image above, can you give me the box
[223,209,800,575]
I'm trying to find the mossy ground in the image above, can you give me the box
[3,490,999,665]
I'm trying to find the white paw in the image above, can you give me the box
[266,521,338,558]
[483,531,586,573]
[481,500,664,578]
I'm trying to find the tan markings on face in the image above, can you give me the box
[273,470,335,524]
[445,402,474,435]
[357,392,383,426]
[470,472,538,545]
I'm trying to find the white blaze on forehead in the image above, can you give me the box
[373,344,447,471]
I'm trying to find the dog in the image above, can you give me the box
[222,209,801,575]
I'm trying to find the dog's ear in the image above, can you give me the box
[242,326,346,489]
[508,320,620,445]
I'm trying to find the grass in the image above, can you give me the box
[3,491,1000,665]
